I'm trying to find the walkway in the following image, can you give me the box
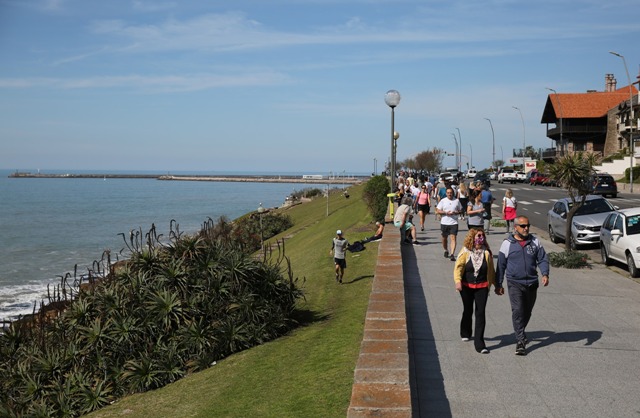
[351,213,640,417]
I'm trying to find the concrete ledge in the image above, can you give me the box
[347,229,410,417]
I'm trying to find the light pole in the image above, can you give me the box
[257,203,265,248]
[456,127,463,171]
[513,106,526,168]
[468,144,473,169]
[373,158,377,175]
[610,51,636,192]
[385,90,401,189]
[451,133,459,170]
[484,118,495,170]
[546,88,565,157]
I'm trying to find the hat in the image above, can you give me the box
[336,230,342,235]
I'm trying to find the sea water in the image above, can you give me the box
[0,170,333,321]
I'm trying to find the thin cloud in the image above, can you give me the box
[0,72,291,92]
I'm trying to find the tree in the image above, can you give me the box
[414,148,445,173]
[548,152,599,251]
[493,159,504,170]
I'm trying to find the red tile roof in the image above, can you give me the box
[542,85,638,121]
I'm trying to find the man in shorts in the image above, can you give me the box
[330,230,349,283]
[436,187,463,261]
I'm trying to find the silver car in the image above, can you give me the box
[547,195,616,250]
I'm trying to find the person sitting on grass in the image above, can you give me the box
[363,221,385,243]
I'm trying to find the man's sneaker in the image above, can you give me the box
[335,274,340,283]
[515,341,527,356]
[450,255,456,261]
[412,240,420,246]
[479,348,490,354]
[461,337,470,342]
[444,251,449,258]
[339,277,343,284]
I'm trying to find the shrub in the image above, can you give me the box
[363,175,391,222]
[623,166,640,183]
[291,187,323,199]
[0,219,303,416]
[548,251,590,269]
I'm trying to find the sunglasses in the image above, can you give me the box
[516,224,530,228]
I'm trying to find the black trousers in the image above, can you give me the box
[459,285,489,351]
[507,281,539,343]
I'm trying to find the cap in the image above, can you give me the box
[336,230,342,235]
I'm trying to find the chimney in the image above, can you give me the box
[605,74,618,92]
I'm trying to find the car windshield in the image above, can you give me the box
[568,199,614,215]
[627,215,640,235]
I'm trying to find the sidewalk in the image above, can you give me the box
[404,217,640,417]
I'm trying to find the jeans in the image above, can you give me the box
[507,281,539,343]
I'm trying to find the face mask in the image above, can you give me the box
[474,236,485,246]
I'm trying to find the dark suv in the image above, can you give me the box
[591,174,617,198]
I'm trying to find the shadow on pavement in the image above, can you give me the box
[403,245,453,417]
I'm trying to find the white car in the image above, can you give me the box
[467,169,477,179]
[516,171,526,182]
[600,208,640,277]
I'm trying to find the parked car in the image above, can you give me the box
[525,169,538,183]
[516,171,526,182]
[497,168,518,184]
[489,172,497,180]
[600,208,640,277]
[530,171,549,186]
[591,173,618,198]
[466,169,477,179]
[547,195,617,250]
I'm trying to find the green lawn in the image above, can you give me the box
[89,182,379,417]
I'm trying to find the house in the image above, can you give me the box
[540,74,639,162]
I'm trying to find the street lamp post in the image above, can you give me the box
[484,118,495,170]
[610,51,636,192]
[385,90,401,189]
[456,127,463,171]
[452,133,459,170]
[469,144,473,169]
[257,203,265,248]
[513,106,526,167]
[546,88,565,157]
[373,158,377,175]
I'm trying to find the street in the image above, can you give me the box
[485,181,640,280]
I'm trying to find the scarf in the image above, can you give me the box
[470,248,485,278]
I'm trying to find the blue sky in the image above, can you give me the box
[1,0,638,175]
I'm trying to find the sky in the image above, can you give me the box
[1,0,639,175]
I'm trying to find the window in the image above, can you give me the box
[603,214,616,231]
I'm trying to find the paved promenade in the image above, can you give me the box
[404,218,640,417]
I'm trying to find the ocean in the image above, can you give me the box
[0,169,346,322]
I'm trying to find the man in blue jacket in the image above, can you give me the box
[495,215,550,356]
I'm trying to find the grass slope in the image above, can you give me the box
[89,182,379,417]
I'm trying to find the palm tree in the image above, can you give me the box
[549,152,599,251]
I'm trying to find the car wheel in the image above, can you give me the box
[612,194,617,198]
[601,244,612,266]
[627,253,640,278]
[569,235,579,251]
[548,225,558,243]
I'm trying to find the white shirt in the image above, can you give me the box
[503,196,517,208]
[437,198,462,226]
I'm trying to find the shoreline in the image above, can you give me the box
[8,172,365,184]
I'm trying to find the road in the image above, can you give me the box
[485,181,640,278]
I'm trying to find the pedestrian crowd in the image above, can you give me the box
[330,169,549,356]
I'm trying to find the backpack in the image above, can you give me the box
[348,241,365,252]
